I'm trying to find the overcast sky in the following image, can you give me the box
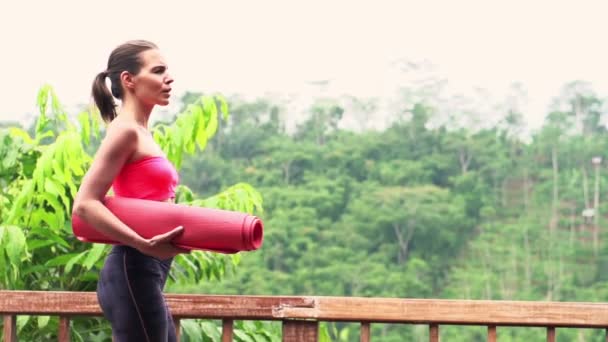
[2,0,608,131]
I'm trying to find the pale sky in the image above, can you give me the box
[2,0,608,132]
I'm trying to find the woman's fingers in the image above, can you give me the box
[140,226,191,259]
[151,226,184,244]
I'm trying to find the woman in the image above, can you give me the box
[72,40,188,342]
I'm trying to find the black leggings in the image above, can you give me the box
[96,245,177,342]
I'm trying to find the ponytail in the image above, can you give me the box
[92,71,117,122]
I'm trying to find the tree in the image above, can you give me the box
[295,98,344,145]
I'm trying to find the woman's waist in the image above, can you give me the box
[108,245,174,266]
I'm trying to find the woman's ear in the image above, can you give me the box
[120,71,135,91]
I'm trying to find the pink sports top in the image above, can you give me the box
[112,156,179,201]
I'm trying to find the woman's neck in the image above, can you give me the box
[119,97,153,129]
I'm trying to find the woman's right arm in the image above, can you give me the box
[73,123,187,259]
[72,123,150,249]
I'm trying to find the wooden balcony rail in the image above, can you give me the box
[1,290,608,341]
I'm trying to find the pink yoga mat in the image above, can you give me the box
[72,196,264,254]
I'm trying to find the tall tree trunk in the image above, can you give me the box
[393,222,415,264]
[569,205,576,248]
[582,167,590,209]
[459,147,472,174]
[593,162,600,257]
[551,146,559,234]
[554,253,563,301]
[282,160,292,185]
[509,244,518,299]
[482,243,493,299]
[501,178,508,207]
[523,167,529,212]
[547,145,559,300]
[523,225,532,291]
[574,95,583,135]
[580,167,591,256]
[577,330,586,342]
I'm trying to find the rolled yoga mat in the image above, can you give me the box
[72,196,264,254]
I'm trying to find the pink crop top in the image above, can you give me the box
[112,156,179,201]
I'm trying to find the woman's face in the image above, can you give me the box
[129,49,174,106]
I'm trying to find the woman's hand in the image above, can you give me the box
[136,226,190,260]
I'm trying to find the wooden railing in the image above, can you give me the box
[2,290,608,341]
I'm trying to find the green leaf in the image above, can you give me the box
[194,105,209,151]
[33,130,55,144]
[216,95,229,120]
[67,153,85,176]
[44,178,70,213]
[5,225,26,267]
[29,226,70,248]
[65,251,87,273]
[234,329,255,342]
[82,244,107,270]
[78,111,91,146]
[203,96,219,138]
[44,178,64,196]
[200,321,221,340]
[52,159,66,184]
[35,86,50,136]
[67,180,78,202]
[231,253,241,267]
[0,227,6,275]
[6,181,34,224]
[176,254,202,281]
[8,127,34,145]
[339,327,350,341]
[27,239,56,251]
[45,253,80,267]
[39,192,64,215]
[241,320,256,332]
[181,320,204,342]
[16,316,30,333]
[318,323,332,342]
[37,315,50,329]
[21,264,48,276]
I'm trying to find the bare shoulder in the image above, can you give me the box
[76,120,141,199]
[104,120,139,146]
[93,120,141,164]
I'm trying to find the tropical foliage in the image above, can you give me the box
[4,79,608,340]
[0,85,265,341]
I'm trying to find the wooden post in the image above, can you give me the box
[547,327,555,342]
[58,316,70,342]
[222,319,234,342]
[487,325,496,342]
[3,315,16,342]
[360,322,370,342]
[429,324,439,342]
[282,320,318,342]
[173,318,181,341]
